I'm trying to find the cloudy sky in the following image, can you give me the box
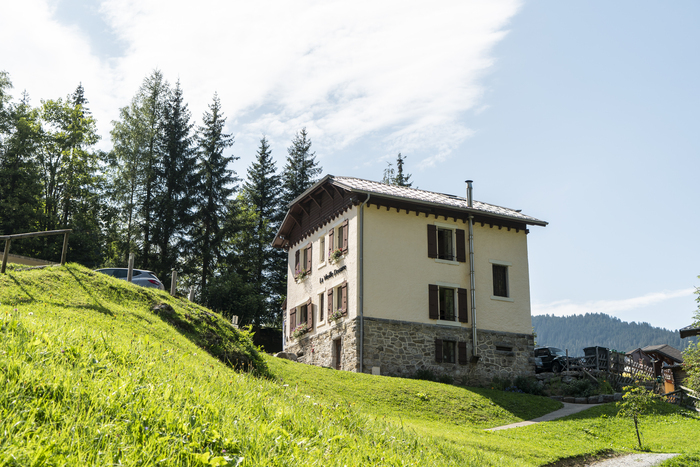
[2,0,698,331]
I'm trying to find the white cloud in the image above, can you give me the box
[533,288,695,319]
[1,0,520,160]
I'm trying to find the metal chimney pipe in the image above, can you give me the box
[465,180,478,361]
[466,180,473,207]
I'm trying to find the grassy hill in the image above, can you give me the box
[2,264,698,466]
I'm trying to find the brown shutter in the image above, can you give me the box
[328,228,334,255]
[458,288,468,323]
[427,224,437,258]
[456,229,466,262]
[307,298,313,329]
[289,309,296,335]
[458,342,467,365]
[327,288,333,316]
[305,243,312,271]
[341,281,348,315]
[435,339,443,363]
[294,249,300,273]
[342,219,349,253]
[428,284,439,319]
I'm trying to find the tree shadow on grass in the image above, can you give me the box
[64,266,114,316]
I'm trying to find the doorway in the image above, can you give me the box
[333,338,342,370]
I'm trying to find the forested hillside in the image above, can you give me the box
[533,313,697,356]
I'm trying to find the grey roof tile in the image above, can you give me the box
[333,176,546,225]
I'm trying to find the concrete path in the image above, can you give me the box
[588,453,679,467]
[486,402,603,431]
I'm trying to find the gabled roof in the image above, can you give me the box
[332,176,548,226]
[680,324,700,339]
[641,344,683,363]
[274,175,547,249]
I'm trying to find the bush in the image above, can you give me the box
[413,369,436,382]
[490,376,512,391]
[437,374,454,385]
[562,378,595,397]
[514,376,545,396]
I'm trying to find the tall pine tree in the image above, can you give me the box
[192,93,237,292]
[382,153,412,187]
[152,80,197,281]
[281,127,322,207]
[239,136,285,325]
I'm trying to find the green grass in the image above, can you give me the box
[1,263,699,466]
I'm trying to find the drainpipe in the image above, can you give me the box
[358,193,371,373]
[466,180,479,362]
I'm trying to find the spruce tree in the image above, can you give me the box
[239,136,285,325]
[192,93,237,292]
[281,127,322,207]
[152,80,197,281]
[382,153,412,187]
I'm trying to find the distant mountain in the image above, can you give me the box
[532,313,697,357]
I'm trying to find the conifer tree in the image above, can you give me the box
[382,153,412,187]
[152,80,197,281]
[239,136,285,325]
[281,127,322,207]
[192,93,237,292]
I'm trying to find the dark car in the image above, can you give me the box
[534,347,576,373]
[95,268,165,290]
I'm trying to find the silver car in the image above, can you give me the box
[96,268,165,290]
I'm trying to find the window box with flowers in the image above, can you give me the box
[292,322,311,339]
[329,248,344,264]
[329,309,344,323]
[294,268,310,282]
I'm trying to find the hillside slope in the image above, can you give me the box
[533,313,697,356]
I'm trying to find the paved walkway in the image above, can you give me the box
[486,402,602,431]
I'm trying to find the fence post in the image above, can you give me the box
[127,253,135,282]
[170,269,177,296]
[1,238,10,274]
[188,286,195,301]
[60,231,70,265]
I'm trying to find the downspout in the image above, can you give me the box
[466,181,479,362]
[358,193,371,373]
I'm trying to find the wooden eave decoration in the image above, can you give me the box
[680,326,700,339]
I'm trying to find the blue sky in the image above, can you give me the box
[2,1,698,331]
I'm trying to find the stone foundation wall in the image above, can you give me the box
[362,317,534,386]
[284,318,360,372]
[284,316,535,387]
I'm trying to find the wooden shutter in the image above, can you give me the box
[342,219,349,253]
[427,224,437,258]
[289,309,296,335]
[327,288,333,316]
[458,342,467,365]
[307,298,313,329]
[294,249,300,272]
[458,288,468,323]
[435,339,443,363]
[305,243,312,271]
[341,281,348,315]
[456,229,466,262]
[428,284,439,319]
[328,228,334,255]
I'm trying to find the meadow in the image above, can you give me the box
[1,264,698,466]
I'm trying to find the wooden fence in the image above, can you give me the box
[663,386,699,412]
[1,229,72,273]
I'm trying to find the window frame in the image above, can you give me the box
[442,340,456,364]
[430,282,468,325]
[490,260,513,301]
[428,222,465,264]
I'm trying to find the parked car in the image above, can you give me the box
[534,346,577,373]
[95,268,165,290]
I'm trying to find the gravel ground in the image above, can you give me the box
[586,453,679,466]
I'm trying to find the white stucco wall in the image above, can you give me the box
[362,205,533,335]
[285,206,359,338]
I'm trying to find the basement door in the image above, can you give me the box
[334,338,342,370]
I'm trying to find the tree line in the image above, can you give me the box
[0,69,322,327]
[532,312,697,356]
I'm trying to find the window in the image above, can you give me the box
[327,281,348,317]
[288,298,313,337]
[318,292,325,322]
[492,264,508,297]
[328,220,349,259]
[427,224,465,262]
[294,243,312,275]
[319,236,325,264]
[429,284,468,323]
[439,287,455,321]
[299,303,308,325]
[435,339,467,364]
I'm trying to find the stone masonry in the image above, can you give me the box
[285,316,534,386]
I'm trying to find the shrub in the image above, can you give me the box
[437,374,454,385]
[562,378,595,397]
[490,376,512,391]
[514,376,545,396]
[413,369,436,382]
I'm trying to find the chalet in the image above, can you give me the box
[272,175,547,385]
[627,344,686,392]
